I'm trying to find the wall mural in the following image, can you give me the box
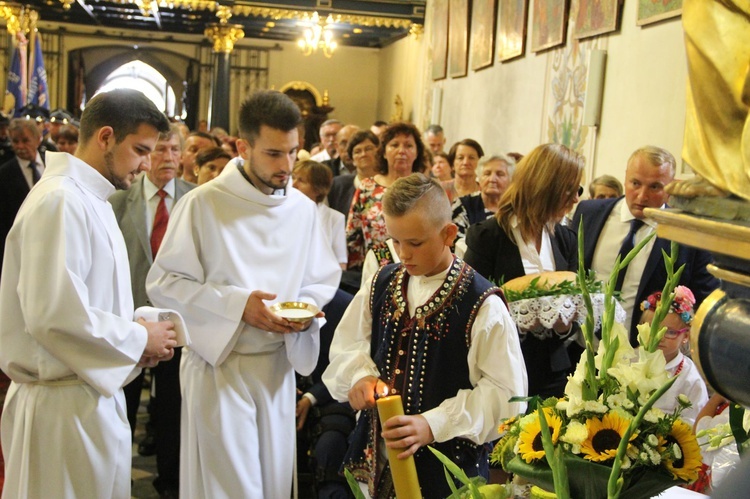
[541,31,607,184]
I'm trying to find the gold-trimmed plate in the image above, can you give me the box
[270,301,320,323]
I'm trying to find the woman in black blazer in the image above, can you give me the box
[464,143,584,399]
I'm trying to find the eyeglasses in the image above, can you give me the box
[663,327,689,339]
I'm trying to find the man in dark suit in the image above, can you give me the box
[110,124,194,499]
[572,146,718,344]
[0,118,45,277]
[322,124,358,177]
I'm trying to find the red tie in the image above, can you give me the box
[150,189,169,258]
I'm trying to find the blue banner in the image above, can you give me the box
[28,32,49,110]
[6,44,25,116]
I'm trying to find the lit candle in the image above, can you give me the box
[376,391,422,498]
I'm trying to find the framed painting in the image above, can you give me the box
[470,0,497,71]
[574,0,621,39]
[448,0,470,78]
[530,0,570,53]
[497,0,529,62]
[431,0,450,80]
[637,0,682,26]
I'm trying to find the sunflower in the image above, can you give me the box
[659,419,703,482]
[581,412,635,462]
[518,408,562,463]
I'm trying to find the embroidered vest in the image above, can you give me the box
[343,258,503,498]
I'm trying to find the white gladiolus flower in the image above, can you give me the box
[596,322,635,369]
[609,349,669,400]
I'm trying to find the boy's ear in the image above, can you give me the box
[442,222,458,246]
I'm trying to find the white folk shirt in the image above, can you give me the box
[323,266,528,445]
[591,198,659,331]
[0,151,148,498]
[146,159,341,498]
[654,352,708,427]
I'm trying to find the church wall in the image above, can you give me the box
[267,39,380,131]
[383,0,690,186]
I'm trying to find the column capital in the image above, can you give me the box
[204,23,245,53]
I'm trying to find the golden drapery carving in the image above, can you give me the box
[681,0,750,201]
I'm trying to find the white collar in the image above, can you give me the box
[143,176,176,200]
[617,198,661,228]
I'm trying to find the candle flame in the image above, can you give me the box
[382,385,389,397]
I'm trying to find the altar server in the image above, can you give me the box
[147,90,341,499]
[0,89,176,498]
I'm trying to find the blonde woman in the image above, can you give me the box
[464,143,584,398]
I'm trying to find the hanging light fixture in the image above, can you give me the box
[297,12,337,58]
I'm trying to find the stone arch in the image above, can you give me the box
[73,46,197,117]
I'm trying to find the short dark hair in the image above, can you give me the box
[79,89,169,145]
[188,130,221,147]
[448,139,485,166]
[377,122,426,175]
[196,146,232,167]
[347,130,380,159]
[238,90,302,145]
[372,120,388,127]
[57,124,79,143]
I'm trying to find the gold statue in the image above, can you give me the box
[668,0,750,202]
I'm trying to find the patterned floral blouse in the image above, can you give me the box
[345,177,388,270]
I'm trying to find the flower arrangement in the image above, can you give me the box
[490,227,704,499]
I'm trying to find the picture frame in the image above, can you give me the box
[470,0,497,71]
[497,0,529,62]
[574,0,621,39]
[448,0,470,78]
[530,0,570,53]
[637,0,682,26]
[431,0,450,80]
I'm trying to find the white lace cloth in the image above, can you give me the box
[508,293,626,340]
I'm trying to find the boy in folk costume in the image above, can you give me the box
[323,173,527,497]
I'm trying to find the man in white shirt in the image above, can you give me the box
[146,90,341,498]
[311,119,342,162]
[572,146,718,343]
[0,89,177,498]
[110,124,195,498]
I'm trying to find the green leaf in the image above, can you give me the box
[344,468,367,499]
[729,403,749,456]
[428,446,483,498]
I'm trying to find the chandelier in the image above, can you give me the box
[297,11,337,58]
